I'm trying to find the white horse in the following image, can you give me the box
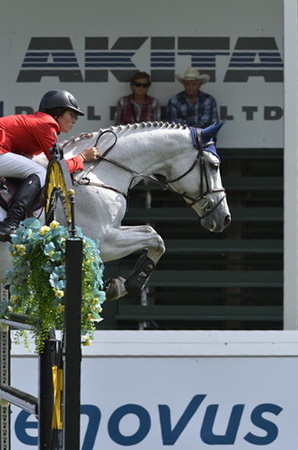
[0,121,231,301]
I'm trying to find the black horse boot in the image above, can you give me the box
[124,251,155,295]
[0,174,41,242]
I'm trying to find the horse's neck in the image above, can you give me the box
[64,124,190,184]
[106,125,190,174]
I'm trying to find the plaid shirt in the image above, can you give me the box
[114,94,161,125]
[166,90,219,128]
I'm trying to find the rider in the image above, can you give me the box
[0,89,99,241]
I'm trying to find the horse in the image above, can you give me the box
[0,121,231,301]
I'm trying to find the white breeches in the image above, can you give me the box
[0,153,47,185]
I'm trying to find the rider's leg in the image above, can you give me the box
[0,174,41,238]
[0,153,46,182]
[0,153,46,240]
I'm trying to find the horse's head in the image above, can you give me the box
[168,121,231,233]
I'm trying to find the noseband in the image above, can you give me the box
[72,128,226,220]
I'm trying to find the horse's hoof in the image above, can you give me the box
[105,276,127,301]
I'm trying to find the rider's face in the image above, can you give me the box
[57,110,78,133]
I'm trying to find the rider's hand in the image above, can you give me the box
[80,146,100,162]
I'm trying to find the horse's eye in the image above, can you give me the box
[211,163,219,172]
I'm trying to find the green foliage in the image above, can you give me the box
[2,218,106,353]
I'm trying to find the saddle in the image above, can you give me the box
[0,177,45,215]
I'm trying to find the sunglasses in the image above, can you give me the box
[133,82,150,88]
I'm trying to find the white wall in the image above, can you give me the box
[0,0,283,147]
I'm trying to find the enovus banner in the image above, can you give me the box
[10,330,298,449]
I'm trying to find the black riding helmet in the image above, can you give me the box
[39,89,85,116]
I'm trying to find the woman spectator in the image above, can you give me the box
[114,71,161,125]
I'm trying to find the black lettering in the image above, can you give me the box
[264,106,283,120]
[87,106,101,121]
[178,37,229,50]
[224,70,283,82]
[17,70,83,82]
[220,106,234,120]
[85,37,148,82]
[224,37,283,82]
[17,37,83,82]
[242,106,258,120]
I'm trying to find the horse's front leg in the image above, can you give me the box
[102,225,165,301]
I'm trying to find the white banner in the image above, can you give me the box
[9,330,298,449]
[0,0,283,147]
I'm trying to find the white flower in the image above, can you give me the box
[39,225,50,235]
[50,221,60,229]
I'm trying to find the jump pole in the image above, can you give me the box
[62,189,83,449]
[45,153,84,448]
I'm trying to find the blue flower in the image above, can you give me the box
[4,218,106,354]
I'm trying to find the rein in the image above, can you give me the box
[72,130,171,199]
[75,130,118,181]
[70,127,226,219]
[72,130,130,198]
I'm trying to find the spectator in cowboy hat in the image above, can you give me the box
[166,67,219,128]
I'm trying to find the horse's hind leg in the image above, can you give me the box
[124,249,155,295]
[103,225,165,301]
[104,276,128,302]
[105,251,157,301]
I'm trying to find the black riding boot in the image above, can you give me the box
[0,174,41,241]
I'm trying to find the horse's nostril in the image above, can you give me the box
[224,215,231,226]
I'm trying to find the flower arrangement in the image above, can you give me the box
[2,218,106,353]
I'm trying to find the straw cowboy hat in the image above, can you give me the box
[176,67,210,84]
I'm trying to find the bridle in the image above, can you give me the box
[72,128,226,220]
[166,138,226,219]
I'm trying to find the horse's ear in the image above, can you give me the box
[200,120,226,144]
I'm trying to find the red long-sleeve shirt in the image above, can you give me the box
[0,112,84,173]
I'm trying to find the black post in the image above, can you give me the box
[63,237,83,450]
[39,330,63,450]
[38,334,55,449]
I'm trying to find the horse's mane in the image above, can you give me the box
[110,121,187,133]
[62,122,188,149]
